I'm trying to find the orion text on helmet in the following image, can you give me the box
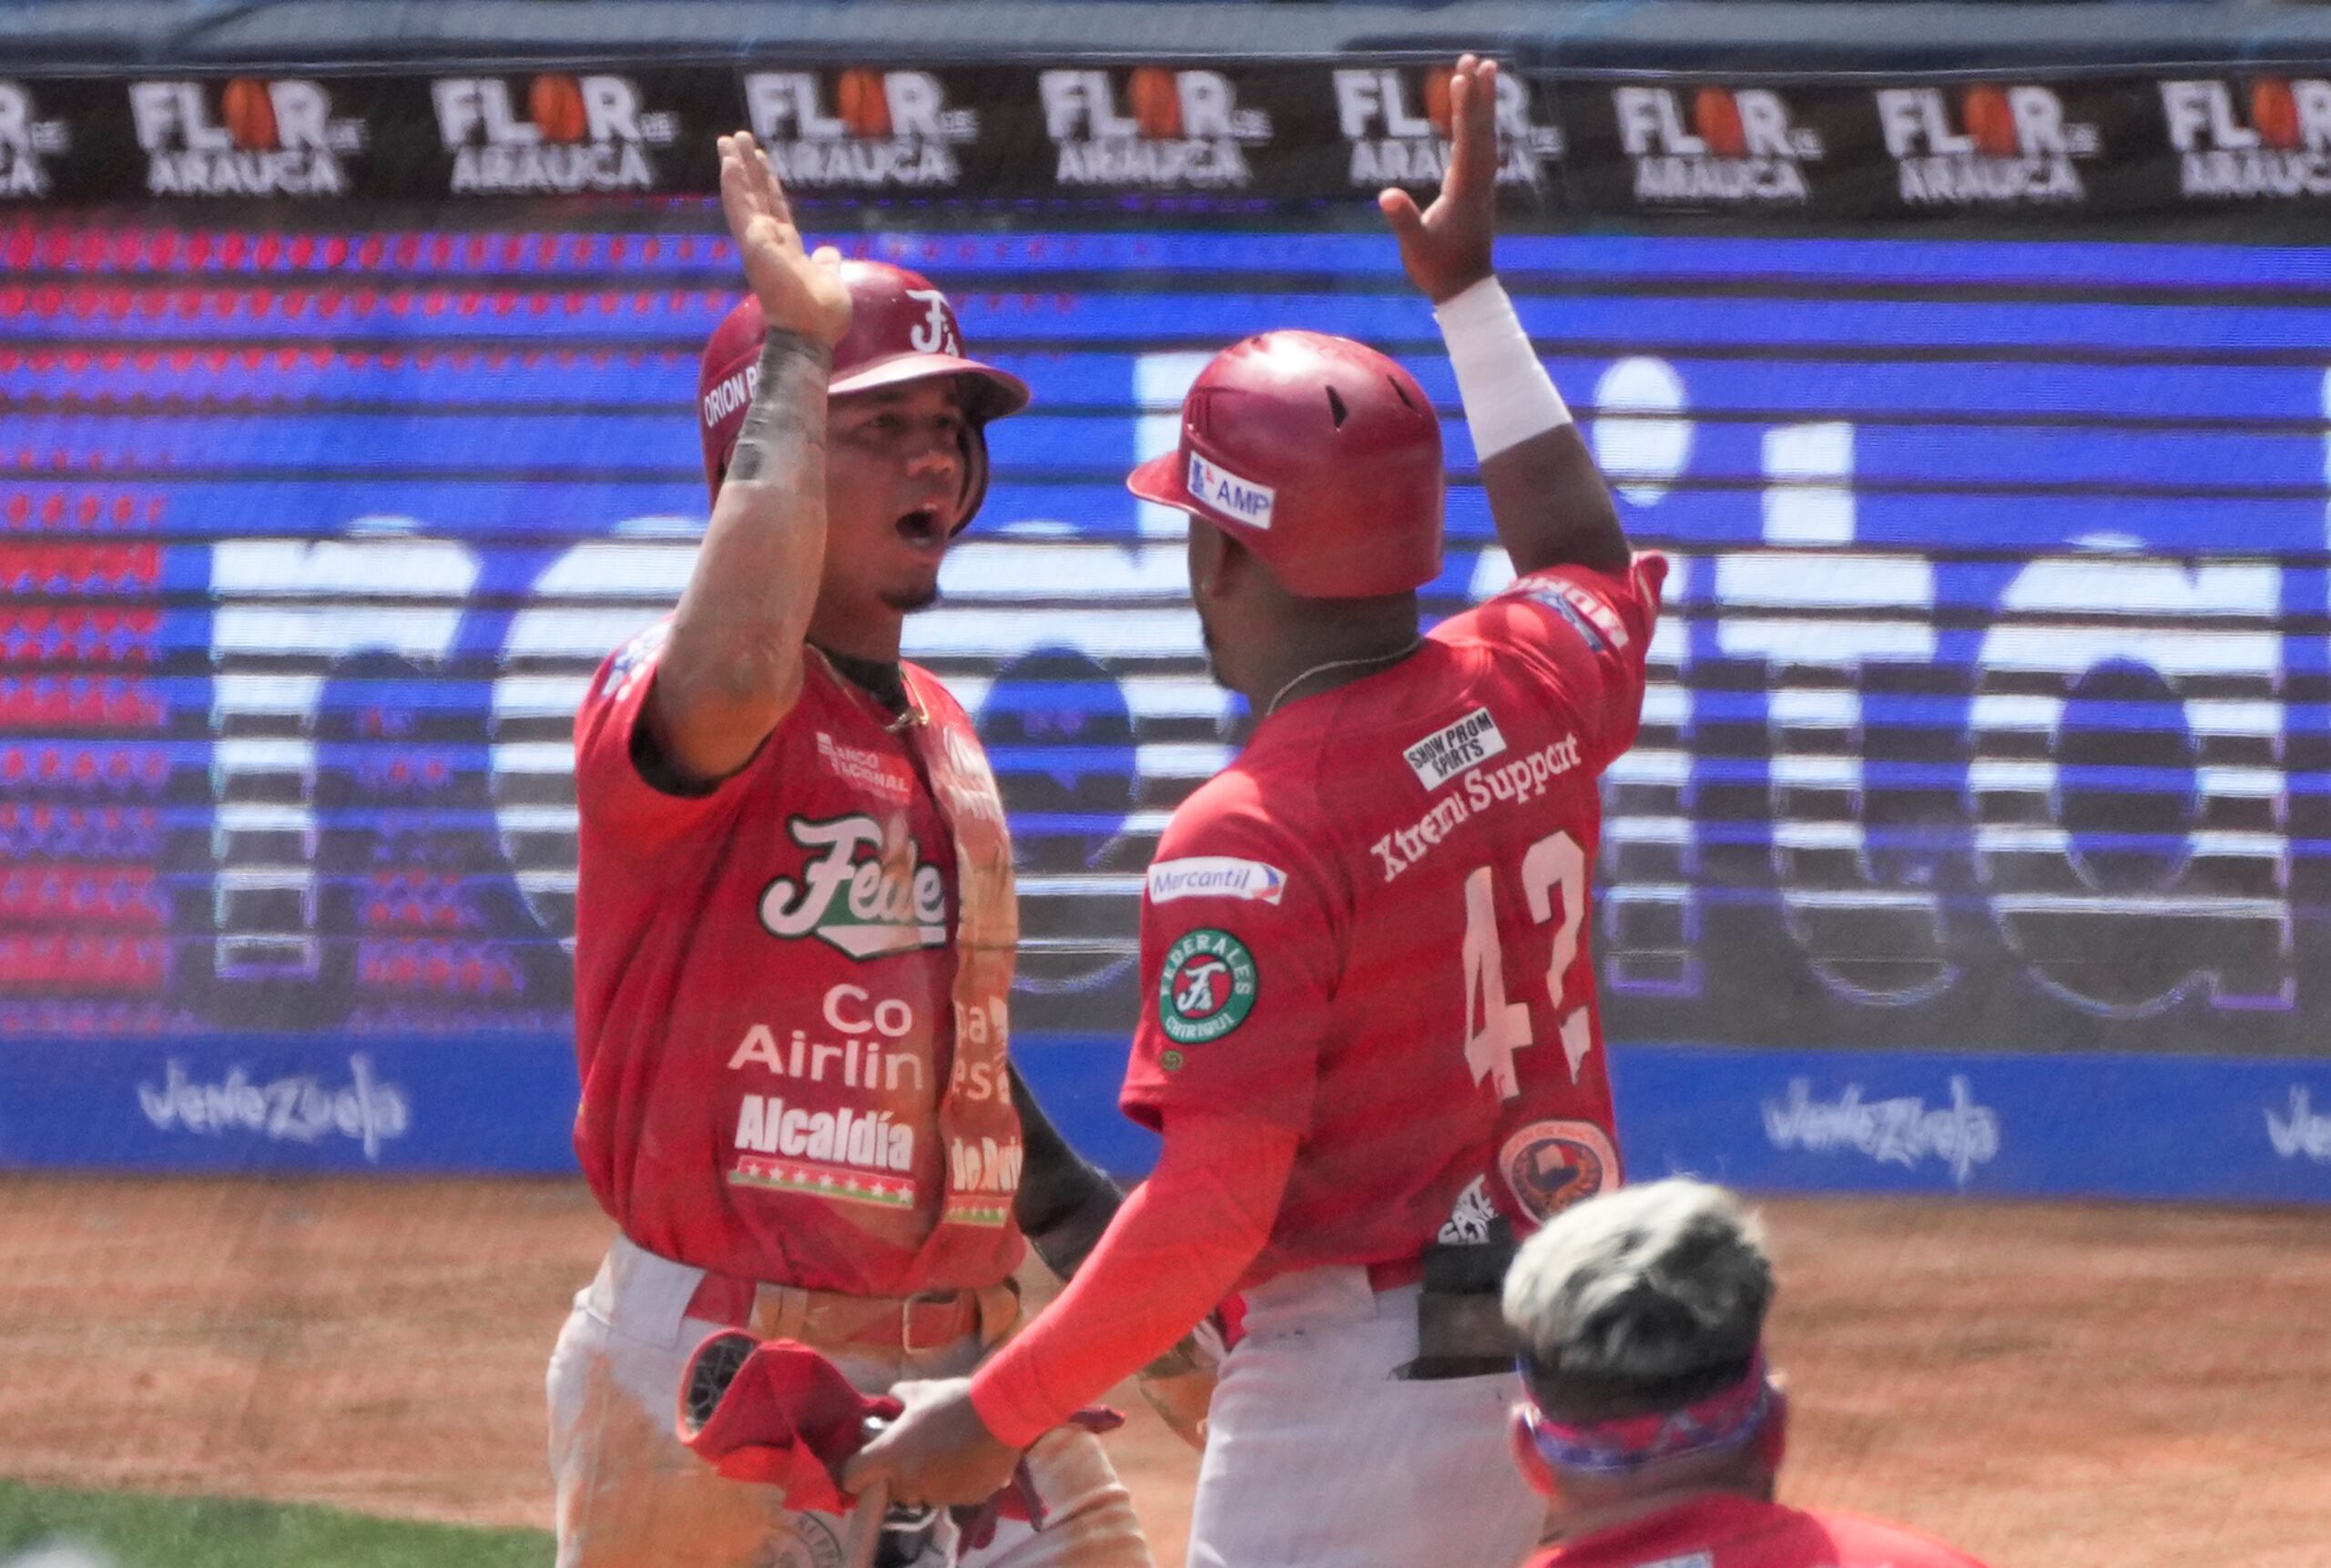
[1332,67,1562,188]
[1613,85,1824,205]
[130,79,362,199]
[1876,86,2101,206]
[432,75,678,195]
[2162,79,2331,199]
[1039,68,1272,189]
[702,362,760,433]
[0,82,67,199]
[745,70,976,189]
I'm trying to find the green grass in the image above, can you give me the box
[0,1481,550,1568]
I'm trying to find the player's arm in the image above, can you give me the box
[1379,56,1629,580]
[1008,1062,1123,1282]
[843,1110,1296,1507]
[646,133,854,789]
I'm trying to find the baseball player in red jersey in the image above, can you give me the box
[546,133,1149,1568]
[1504,1179,1993,1568]
[850,56,1662,1567]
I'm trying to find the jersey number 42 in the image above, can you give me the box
[1461,829,1591,1101]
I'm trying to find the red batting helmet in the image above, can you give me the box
[1127,331,1442,599]
[697,260,1031,525]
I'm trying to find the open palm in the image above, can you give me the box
[717,132,852,345]
[1379,56,1500,304]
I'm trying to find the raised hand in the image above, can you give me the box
[1377,56,1499,304]
[717,131,852,345]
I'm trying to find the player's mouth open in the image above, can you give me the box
[894,507,946,553]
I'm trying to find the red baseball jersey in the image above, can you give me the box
[1122,556,1667,1284]
[572,627,1024,1298]
[1530,1495,1992,1568]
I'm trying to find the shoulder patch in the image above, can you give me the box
[1500,1119,1618,1224]
[1157,928,1258,1045]
[1147,857,1288,906]
[1511,576,1629,653]
[1404,706,1508,790]
[599,622,670,701]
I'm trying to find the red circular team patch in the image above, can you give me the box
[1499,1120,1618,1223]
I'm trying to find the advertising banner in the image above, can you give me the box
[0,62,2326,225]
[2,51,2327,1195]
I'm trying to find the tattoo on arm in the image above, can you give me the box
[724,331,830,485]
[643,328,834,788]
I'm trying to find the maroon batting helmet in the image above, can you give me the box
[1126,331,1443,599]
[697,260,1031,526]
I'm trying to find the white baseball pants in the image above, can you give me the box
[1186,1267,1549,1568]
[547,1235,1153,1568]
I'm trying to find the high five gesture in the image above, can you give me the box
[716,131,851,346]
[1378,54,1499,304]
[1388,57,1631,577]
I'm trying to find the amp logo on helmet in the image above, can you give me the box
[744,70,977,190]
[0,82,68,199]
[128,79,363,198]
[1613,84,1824,205]
[432,75,678,195]
[1038,68,1272,189]
[1188,453,1275,530]
[2162,78,2331,200]
[1331,66,1562,189]
[1876,86,2101,206]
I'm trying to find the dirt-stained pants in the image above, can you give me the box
[548,1235,1154,1568]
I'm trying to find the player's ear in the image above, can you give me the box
[1186,515,1234,601]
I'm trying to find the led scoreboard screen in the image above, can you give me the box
[4,221,2328,1189]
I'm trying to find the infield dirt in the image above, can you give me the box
[0,1179,2321,1568]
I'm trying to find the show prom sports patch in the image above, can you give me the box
[1157,927,1258,1045]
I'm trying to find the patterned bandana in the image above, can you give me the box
[1522,1350,1775,1476]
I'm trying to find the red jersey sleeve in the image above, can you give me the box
[1120,772,1342,1137]
[573,620,760,856]
[1466,553,1667,772]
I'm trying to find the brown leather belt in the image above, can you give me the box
[687,1271,1020,1354]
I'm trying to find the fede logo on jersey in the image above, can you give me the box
[1613,84,1825,205]
[0,81,67,199]
[431,74,679,195]
[758,813,947,960]
[1330,66,1562,188]
[128,78,364,198]
[744,69,977,190]
[1038,67,1272,190]
[2161,77,2331,199]
[1875,84,2102,206]
[1157,928,1258,1047]
[1187,453,1276,529]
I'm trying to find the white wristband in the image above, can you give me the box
[1432,276,1571,462]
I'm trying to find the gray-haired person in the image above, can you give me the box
[1500,1179,1991,1568]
